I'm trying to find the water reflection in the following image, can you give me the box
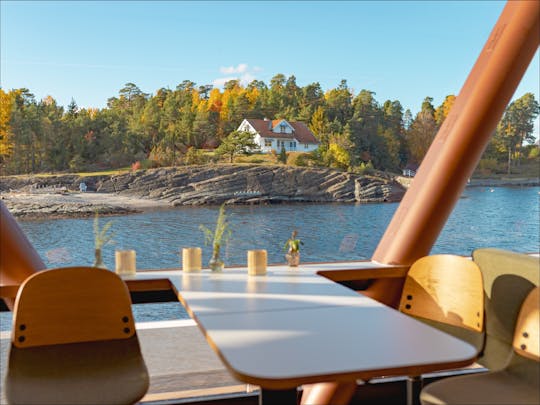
[2,186,537,329]
[16,187,539,270]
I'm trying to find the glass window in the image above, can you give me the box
[265,139,272,147]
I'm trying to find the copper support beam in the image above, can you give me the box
[0,201,45,308]
[373,0,540,266]
[311,3,539,405]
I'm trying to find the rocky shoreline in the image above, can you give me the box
[1,165,406,219]
[2,165,537,220]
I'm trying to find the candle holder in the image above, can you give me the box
[247,249,267,276]
[115,250,136,276]
[182,247,202,272]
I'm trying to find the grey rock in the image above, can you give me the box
[1,165,406,207]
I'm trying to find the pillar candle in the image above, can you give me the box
[182,247,202,272]
[248,249,267,276]
[115,250,136,275]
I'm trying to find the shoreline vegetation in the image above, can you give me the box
[1,165,538,220]
[2,83,538,182]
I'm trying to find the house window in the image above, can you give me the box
[304,144,309,149]
[264,139,272,147]
[280,124,286,133]
[290,141,296,149]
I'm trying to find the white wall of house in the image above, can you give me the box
[299,143,319,153]
[240,120,254,133]
[239,119,318,154]
[253,136,304,153]
[253,134,274,153]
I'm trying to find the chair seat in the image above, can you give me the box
[6,336,149,405]
[420,369,540,405]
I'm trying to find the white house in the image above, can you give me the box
[402,163,419,177]
[237,118,320,153]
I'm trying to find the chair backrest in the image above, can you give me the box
[12,266,136,348]
[399,255,484,332]
[472,248,539,369]
[513,286,539,361]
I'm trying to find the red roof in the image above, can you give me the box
[245,119,319,144]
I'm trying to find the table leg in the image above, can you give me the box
[407,375,423,405]
[300,382,357,405]
[259,388,298,405]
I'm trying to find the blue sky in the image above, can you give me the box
[1,1,539,119]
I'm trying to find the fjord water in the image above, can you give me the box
[2,186,536,326]
[17,186,539,269]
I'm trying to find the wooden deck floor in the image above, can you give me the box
[0,320,251,405]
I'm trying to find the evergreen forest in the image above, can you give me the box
[1,75,538,176]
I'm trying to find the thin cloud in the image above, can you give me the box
[213,64,260,88]
[220,63,248,75]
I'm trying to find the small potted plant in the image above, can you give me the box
[284,230,303,267]
[93,212,115,268]
[199,203,231,272]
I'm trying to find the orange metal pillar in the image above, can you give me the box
[373,1,540,266]
[305,3,539,404]
[0,201,45,308]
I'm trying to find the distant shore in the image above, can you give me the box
[395,176,539,189]
[466,177,539,187]
[1,167,537,220]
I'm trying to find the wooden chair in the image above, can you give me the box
[399,254,485,352]
[472,248,539,370]
[301,255,485,405]
[397,255,485,405]
[4,266,149,405]
[420,286,540,405]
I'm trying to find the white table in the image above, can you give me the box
[128,262,477,404]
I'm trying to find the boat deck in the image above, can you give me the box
[0,320,251,405]
[0,318,486,405]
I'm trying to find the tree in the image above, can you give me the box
[325,131,353,170]
[325,79,353,125]
[434,95,456,126]
[494,93,540,174]
[278,146,287,164]
[215,130,258,163]
[381,100,407,170]
[406,109,438,164]
[349,90,386,168]
[0,89,14,169]
[309,106,328,147]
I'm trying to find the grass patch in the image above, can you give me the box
[234,154,277,164]
[76,168,131,177]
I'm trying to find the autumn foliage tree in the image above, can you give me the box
[0,77,537,176]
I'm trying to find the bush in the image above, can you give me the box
[149,145,182,166]
[477,158,500,176]
[528,147,539,159]
[355,161,375,175]
[131,161,141,172]
[69,155,87,172]
[184,147,208,165]
[287,152,310,166]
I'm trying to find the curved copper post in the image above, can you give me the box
[306,3,540,405]
[373,0,540,266]
[300,382,357,405]
[0,201,45,308]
